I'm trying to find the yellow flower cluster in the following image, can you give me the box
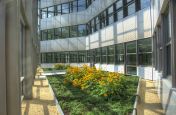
[65,65,123,97]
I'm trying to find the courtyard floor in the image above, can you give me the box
[21,76,60,115]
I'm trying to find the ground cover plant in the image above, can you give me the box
[42,64,70,71]
[47,65,139,115]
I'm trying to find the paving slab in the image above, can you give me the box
[137,79,164,115]
[21,77,60,115]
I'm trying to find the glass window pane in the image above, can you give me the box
[116,44,124,54]
[95,16,100,30]
[127,66,137,75]
[100,11,107,28]
[91,19,95,33]
[78,0,86,11]
[70,25,78,37]
[127,3,135,15]
[78,51,86,63]
[139,53,152,66]
[60,52,66,63]
[95,48,101,63]
[86,0,92,7]
[62,3,70,14]
[108,5,113,15]
[116,10,123,20]
[108,15,114,25]
[70,1,78,13]
[166,45,171,75]
[47,29,54,40]
[138,38,152,53]
[78,25,87,36]
[115,0,123,9]
[41,8,47,19]
[127,54,136,65]
[41,30,47,40]
[56,5,61,15]
[62,27,70,38]
[116,55,124,64]
[127,41,136,53]
[141,0,150,9]
[55,28,62,39]
[70,52,78,63]
[101,47,107,55]
[48,6,54,18]
[108,46,114,55]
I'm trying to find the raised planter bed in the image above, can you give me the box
[47,66,139,115]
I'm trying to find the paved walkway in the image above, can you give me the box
[137,79,164,115]
[21,76,60,115]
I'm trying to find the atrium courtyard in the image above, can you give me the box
[0,0,176,115]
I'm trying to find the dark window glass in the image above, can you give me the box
[78,0,86,11]
[115,0,123,9]
[41,30,47,40]
[41,53,46,63]
[140,0,150,9]
[55,28,62,39]
[127,0,133,3]
[70,25,78,37]
[138,38,152,53]
[87,22,91,34]
[95,16,100,30]
[54,53,60,63]
[116,55,124,64]
[46,53,53,63]
[87,50,91,62]
[127,54,136,65]
[127,3,135,15]
[60,52,66,63]
[108,46,115,64]
[100,11,107,28]
[47,29,54,40]
[56,5,62,15]
[62,27,70,38]
[126,41,137,75]
[70,52,78,63]
[116,10,123,21]
[108,45,114,55]
[139,53,152,65]
[166,45,171,75]
[116,44,124,64]
[116,44,124,54]
[95,48,101,63]
[108,15,114,25]
[86,0,92,7]
[127,66,137,75]
[70,1,78,13]
[127,41,136,53]
[41,8,47,19]
[78,51,86,63]
[48,6,54,18]
[91,19,95,33]
[62,3,70,14]
[78,25,87,36]
[107,5,114,25]
[108,5,114,14]
[101,47,107,63]
[138,38,152,66]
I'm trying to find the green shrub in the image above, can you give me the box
[54,64,70,70]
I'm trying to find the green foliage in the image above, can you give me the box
[48,73,139,115]
[54,64,70,70]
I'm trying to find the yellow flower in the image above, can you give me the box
[103,93,108,97]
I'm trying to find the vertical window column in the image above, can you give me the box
[126,41,137,75]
